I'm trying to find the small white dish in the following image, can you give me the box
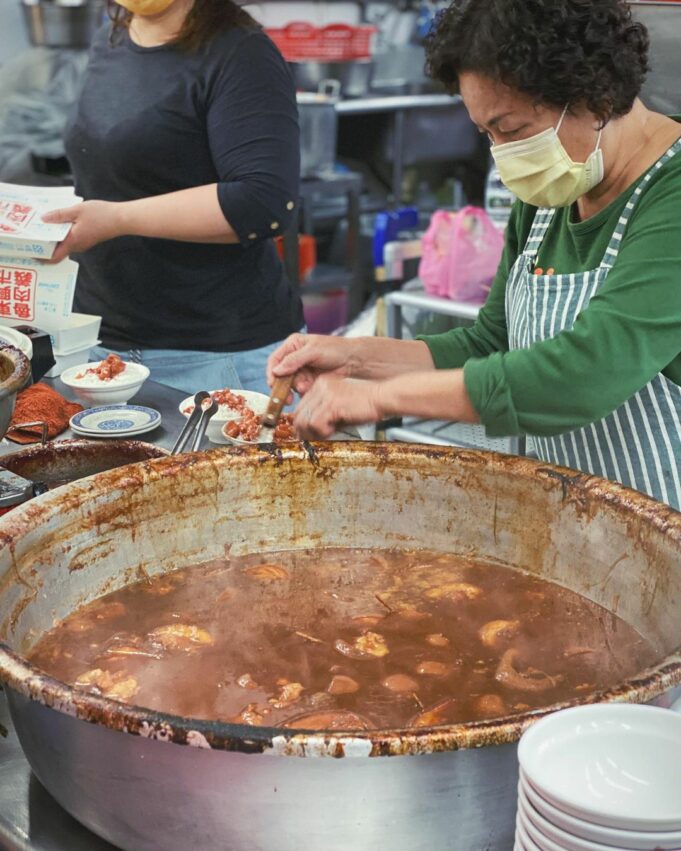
[515,812,543,851]
[520,776,681,850]
[518,788,617,851]
[518,705,681,832]
[61,360,150,406]
[519,805,567,851]
[178,389,269,445]
[221,421,295,446]
[221,423,361,446]
[69,405,161,438]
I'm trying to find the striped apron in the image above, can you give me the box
[505,141,681,510]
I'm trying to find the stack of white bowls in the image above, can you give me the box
[515,704,681,851]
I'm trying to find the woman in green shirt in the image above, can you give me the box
[267,0,681,510]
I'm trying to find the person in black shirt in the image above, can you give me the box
[43,0,304,395]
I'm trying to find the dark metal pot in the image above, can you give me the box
[0,444,679,851]
[0,346,32,442]
[0,438,168,486]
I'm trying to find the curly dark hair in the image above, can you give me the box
[425,0,650,125]
[108,0,257,51]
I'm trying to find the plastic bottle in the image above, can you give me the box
[485,165,515,231]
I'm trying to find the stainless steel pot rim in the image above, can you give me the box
[0,344,31,399]
[1,443,680,758]
[0,437,169,461]
[1,641,680,758]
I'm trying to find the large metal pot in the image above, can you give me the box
[20,0,106,48]
[0,345,32,441]
[0,444,679,851]
[297,91,338,178]
[290,60,374,98]
[0,438,168,485]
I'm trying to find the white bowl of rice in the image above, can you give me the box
[178,389,270,445]
[61,357,150,407]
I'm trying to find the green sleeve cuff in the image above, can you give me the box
[416,332,470,370]
[464,354,520,438]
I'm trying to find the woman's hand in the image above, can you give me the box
[292,368,480,439]
[43,201,124,262]
[293,375,384,439]
[267,333,359,397]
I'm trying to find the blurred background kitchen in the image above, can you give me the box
[0,0,679,451]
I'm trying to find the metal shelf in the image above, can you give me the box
[283,171,365,320]
[386,418,520,455]
[382,286,523,456]
[384,288,482,338]
[336,94,458,115]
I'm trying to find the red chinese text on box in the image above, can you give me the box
[12,303,31,320]
[0,264,36,321]
[0,200,35,234]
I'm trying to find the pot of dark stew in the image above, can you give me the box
[0,443,679,851]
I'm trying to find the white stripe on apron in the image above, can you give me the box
[504,140,681,510]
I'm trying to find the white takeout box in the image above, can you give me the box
[47,313,102,352]
[0,183,80,260]
[44,340,101,378]
[0,254,78,328]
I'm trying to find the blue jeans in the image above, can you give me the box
[89,341,283,396]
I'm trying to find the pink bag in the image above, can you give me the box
[419,206,505,303]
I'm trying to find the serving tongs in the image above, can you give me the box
[171,391,219,455]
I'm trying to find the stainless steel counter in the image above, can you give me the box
[49,377,188,451]
[0,377,188,851]
[0,693,118,851]
[0,376,363,850]
[0,378,189,458]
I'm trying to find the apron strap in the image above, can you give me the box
[600,138,681,269]
[522,206,555,265]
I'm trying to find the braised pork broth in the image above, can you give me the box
[28,549,657,730]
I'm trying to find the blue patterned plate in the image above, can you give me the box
[70,405,162,438]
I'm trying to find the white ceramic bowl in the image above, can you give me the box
[61,361,150,407]
[518,705,681,832]
[519,803,571,851]
[520,775,681,850]
[515,812,543,851]
[519,788,629,851]
[178,390,269,445]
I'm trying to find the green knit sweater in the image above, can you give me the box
[419,141,681,438]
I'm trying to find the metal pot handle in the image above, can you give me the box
[6,421,49,445]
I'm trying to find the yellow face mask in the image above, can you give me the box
[116,0,174,17]
[491,106,604,208]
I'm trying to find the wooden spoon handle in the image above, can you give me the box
[263,374,295,429]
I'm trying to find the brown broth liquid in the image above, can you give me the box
[28,549,657,731]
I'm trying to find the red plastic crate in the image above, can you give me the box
[266,23,377,62]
